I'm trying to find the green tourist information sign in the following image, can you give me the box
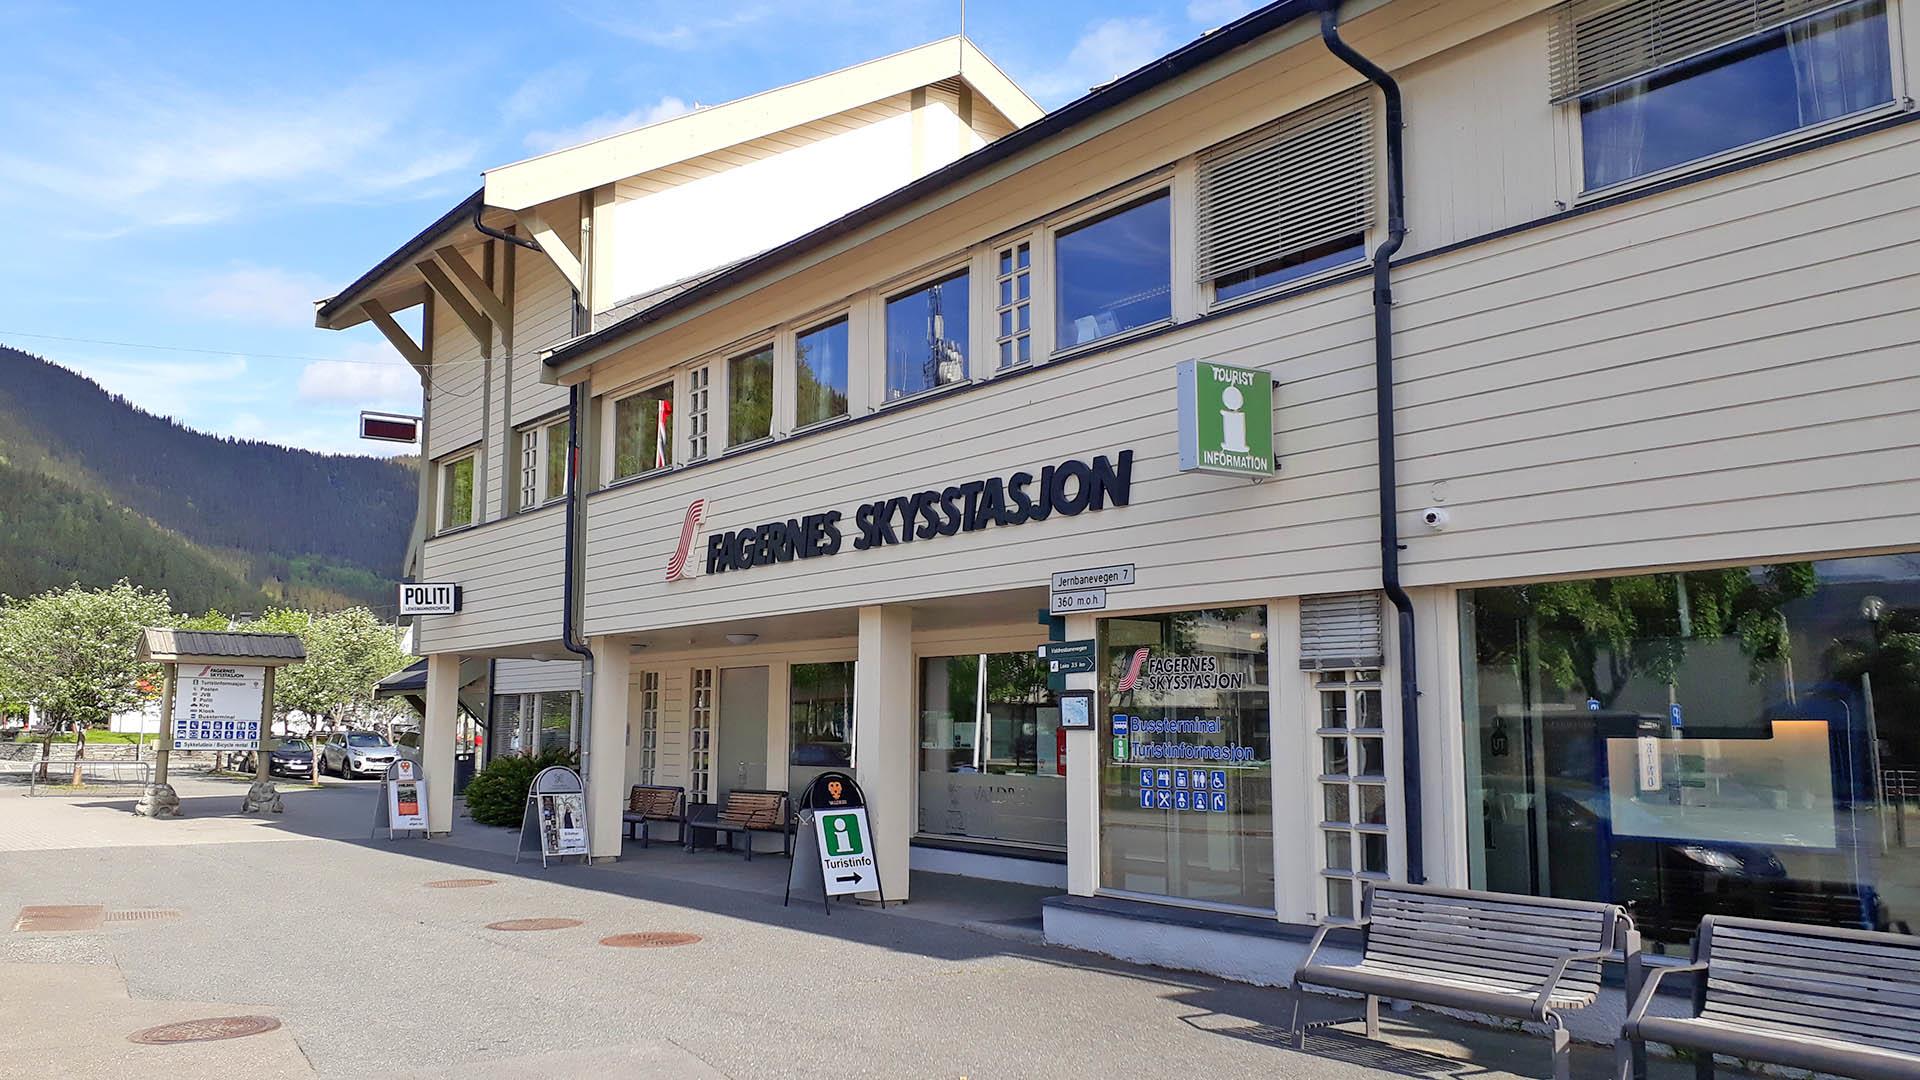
[1176,359,1275,478]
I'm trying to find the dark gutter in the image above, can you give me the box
[314,188,484,325]
[1316,0,1423,885]
[472,201,542,252]
[542,0,1320,368]
[559,384,591,661]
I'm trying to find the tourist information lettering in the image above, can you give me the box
[171,665,265,751]
[813,807,878,897]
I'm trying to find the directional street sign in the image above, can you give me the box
[1037,639,1098,675]
[813,807,878,897]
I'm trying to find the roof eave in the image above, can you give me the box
[313,188,485,329]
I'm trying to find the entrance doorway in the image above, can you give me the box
[717,667,770,799]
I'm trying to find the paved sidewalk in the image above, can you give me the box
[0,780,1741,1079]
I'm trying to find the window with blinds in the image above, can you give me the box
[1196,92,1374,301]
[1548,0,1857,102]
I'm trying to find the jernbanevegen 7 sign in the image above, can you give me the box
[1176,360,1275,478]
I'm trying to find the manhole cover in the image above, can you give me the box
[424,879,497,889]
[600,932,702,948]
[486,918,582,931]
[128,1016,281,1044]
[107,909,181,922]
[14,905,105,932]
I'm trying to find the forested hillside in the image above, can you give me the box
[0,346,416,610]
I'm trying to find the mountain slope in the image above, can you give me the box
[0,345,416,610]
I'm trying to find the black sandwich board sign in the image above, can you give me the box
[785,771,888,913]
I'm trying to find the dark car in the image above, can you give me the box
[236,738,315,779]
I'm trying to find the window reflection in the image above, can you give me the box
[1055,192,1172,350]
[885,271,969,401]
[1461,553,1920,948]
[795,318,850,427]
[917,652,1065,848]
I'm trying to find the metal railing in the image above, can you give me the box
[0,757,154,795]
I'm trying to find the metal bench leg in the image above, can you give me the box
[1693,1053,1714,1080]
[639,821,650,848]
[1288,985,1308,1051]
[1364,995,1380,1039]
[1613,1039,1636,1080]
[1550,1020,1571,1080]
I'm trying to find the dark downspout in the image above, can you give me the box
[473,202,542,252]
[1318,0,1424,885]
[560,384,591,661]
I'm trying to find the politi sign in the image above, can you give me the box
[1176,360,1275,478]
[398,583,462,616]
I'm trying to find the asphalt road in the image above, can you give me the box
[0,776,1715,1079]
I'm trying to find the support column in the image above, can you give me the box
[423,653,461,835]
[855,605,914,902]
[586,635,630,861]
[1064,612,1100,896]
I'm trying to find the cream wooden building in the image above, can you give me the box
[322,0,1920,981]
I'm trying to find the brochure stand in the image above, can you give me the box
[516,765,590,867]
[371,760,429,840]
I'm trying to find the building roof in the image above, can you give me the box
[375,658,426,697]
[542,0,1320,373]
[483,37,1041,212]
[139,628,307,665]
[313,188,483,328]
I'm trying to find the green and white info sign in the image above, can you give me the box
[1176,359,1275,478]
[813,807,877,896]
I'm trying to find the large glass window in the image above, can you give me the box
[1055,192,1172,351]
[612,383,673,479]
[885,271,969,401]
[790,660,854,793]
[1100,606,1273,910]
[794,317,850,427]
[1580,0,1892,189]
[489,694,524,761]
[728,346,774,447]
[538,691,575,753]
[542,419,570,503]
[918,652,1065,849]
[1461,553,1920,951]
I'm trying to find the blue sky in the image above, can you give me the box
[0,0,1262,457]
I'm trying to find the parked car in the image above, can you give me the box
[235,738,314,779]
[320,730,398,778]
[393,729,421,765]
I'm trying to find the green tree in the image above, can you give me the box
[0,580,171,781]
[272,608,411,736]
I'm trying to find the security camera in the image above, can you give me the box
[1420,507,1450,531]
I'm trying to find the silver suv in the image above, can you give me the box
[321,730,397,779]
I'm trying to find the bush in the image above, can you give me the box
[463,749,580,826]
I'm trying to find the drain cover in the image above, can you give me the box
[424,879,497,889]
[14,905,105,932]
[107,909,181,922]
[486,918,582,931]
[601,932,701,948]
[128,1016,281,1044]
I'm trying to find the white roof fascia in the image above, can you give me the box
[483,37,1042,212]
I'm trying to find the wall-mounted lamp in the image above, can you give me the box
[725,633,759,646]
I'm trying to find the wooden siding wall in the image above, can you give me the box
[511,222,576,427]
[493,658,581,695]
[424,287,486,460]
[417,505,567,654]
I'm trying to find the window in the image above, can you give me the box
[1198,93,1374,303]
[1055,192,1172,350]
[1460,553,1920,951]
[515,416,569,511]
[794,317,850,427]
[885,270,970,401]
[918,652,1065,848]
[1552,0,1894,189]
[1316,670,1389,921]
[490,694,523,760]
[994,243,1032,369]
[438,453,474,531]
[538,692,576,753]
[686,366,711,461]
[638,672,659,785]
[612,382,673,479]
[1100,606,1273,911]
[790,660,854,791]
[689,668,714,803]
[727,345,774,447]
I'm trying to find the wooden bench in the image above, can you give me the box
[621,784,685,847]
[1290,883,1631,1080]
[1615,914,1920,1080]
[688,789,791,860]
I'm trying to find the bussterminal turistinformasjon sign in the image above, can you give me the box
[702,450,1135,576]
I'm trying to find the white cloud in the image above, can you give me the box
[297,339,421,411]
[1186,0,1265,27]
[176,265,334,329]
[523,96,698,153]
[1024,17,1176,105]
[49,352,260,430]
[566,4,776,50]
[501,66,591,125]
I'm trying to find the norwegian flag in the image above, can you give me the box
[1115,647,1150,692]
[655,398,673,471]
[665,498,706,581]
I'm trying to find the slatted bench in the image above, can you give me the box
[621,784,685,847]
[1615,914,1920,1080]
[689,789,791,860]
[1290,883,1632,1080]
